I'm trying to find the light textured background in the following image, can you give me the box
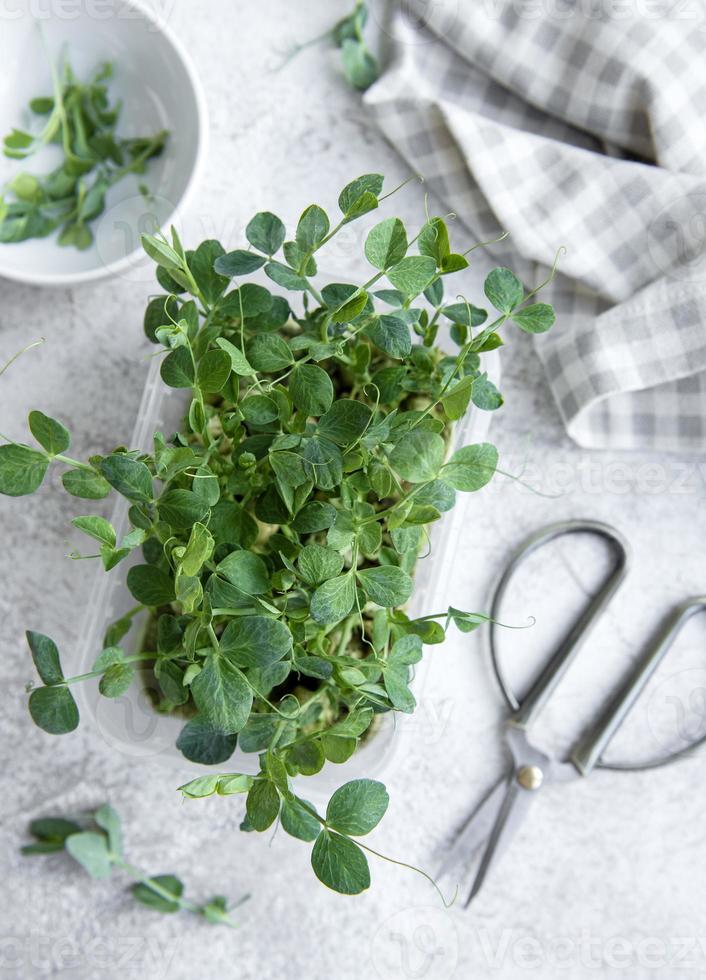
[1,3,706,978]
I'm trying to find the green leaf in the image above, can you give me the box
[132,875,183,913]
[240,394,279,425]
[442,302,487,327]
[365,314,411,359]
[356,566,413,607]
[220,283,274,318]
[214,250,266,276]
[311,831,370,895]
[161,347,195,388]
[26,631,64,685]
[126,565,175,606]
[511,303,555,334]
[99,455,153,503]
[289,364,334,416]
[302,436,343,490]
[157,489,210,529]
[388,430,445,483]
[281,798,321,842]
[291,501,337,533]
[72,515,116,548]
[338,174,383,215]
[383,664,416,712]
[246,334,293,373]
[191,654,253,733]
[216,338,254,376]
[99,660,135,698]
[246,780,280,831]
[472,373,504,411]
[246,211,286,255]
[418,217,450,265]
[441,375,474,421]
[310,573,356,625]
[65,832,113,879]
[289,739,325,775]
[28,410,70,455]
[180,522,215,577]
[364,217,407,270]
[94,804,122,857]
[28,817,81,843]
[0,444,48,496]
[317,400,372,446]
[340,39,379,91]
[220,615,292,668]
[484,267,524,313]
[330,290,369,324]
[217,551,270,595]
[442,442,498,491]
[176,716,237,765]
[197,349,231,393]
[296,204,330,250]
[190,240,229,305]
[28,686,79,735]
[264,262,309,292]
[326,779,389,835]
[386,255,436,298]
[61,468,111,500]
[297,544,344,585]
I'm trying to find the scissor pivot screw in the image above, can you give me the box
[517,765,544,790]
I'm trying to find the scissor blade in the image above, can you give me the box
[464,773,539,907]
[437,775,509,880]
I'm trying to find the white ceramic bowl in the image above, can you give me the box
[0,0,207,286]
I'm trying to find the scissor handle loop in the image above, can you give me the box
[488,519,630,728]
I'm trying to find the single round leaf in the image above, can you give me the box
[326,778,390,836]
[176,716,238,765]
[296,204,330,250]
[364,216,408,270]
[511,302,556,334]
[217,551,270,595]
[356,566,413,608]
[99,455,153,503]
[246,334,293,373]
[126,565,175,606]
[317,400,372,446]
[26,631,64,685]
[215,250,266,276]
[310,573,356,625]
[220,615,292,668]
[191,654,253,733]
[246,780,280,831]
[28,685,79,735]
[0,444,48,496]
[280,798,321,842]
[28,410,70,455]
[246,211,286,255]
[297,544,344,586]
[291,501,337,533]
[311,831,370,895]
[160,347,195,388]
[289,364,334,416]
[99,661,135,698]
[132,874,183,913]
[388,430,445,483]
[484,267,524,313]
[157,489,210,529]
[65,832,112,879]
[197,349,232,393]
[61,468,111,500]
[442,442,498,491]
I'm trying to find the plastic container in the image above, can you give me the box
[76,345,501,799]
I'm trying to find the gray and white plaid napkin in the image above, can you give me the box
[365,1,706,451]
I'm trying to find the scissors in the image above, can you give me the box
[440,519,706,907]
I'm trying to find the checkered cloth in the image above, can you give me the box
[364,2,706,450]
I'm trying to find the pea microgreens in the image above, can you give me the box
[1,53,167,249]
[280,0,379,92]
[22,804,247,926]
[1,173,556,895]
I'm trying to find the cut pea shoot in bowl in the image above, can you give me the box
[1,174,556,896]
[0,1,206,286]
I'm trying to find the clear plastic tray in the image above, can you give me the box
[75,341,500,799]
